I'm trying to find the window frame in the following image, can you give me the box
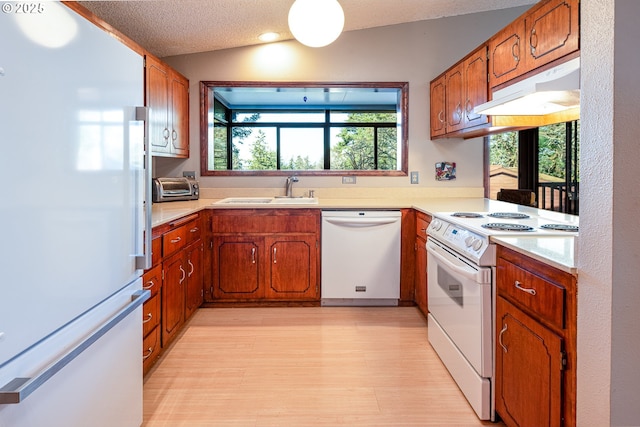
[199,81,409,177]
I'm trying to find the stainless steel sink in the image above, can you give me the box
[214,197,318,205]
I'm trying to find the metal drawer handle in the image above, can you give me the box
[143,313,153,323]
[499,323,508,353]
[170,237,182,244]
[273,247,277,264]
[142,346,154,360]
[143,280,155,290]
[251,247,256,264]
[514,280,536,295]
[190,227,199,233]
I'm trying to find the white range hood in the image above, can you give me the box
[475,57,580,116]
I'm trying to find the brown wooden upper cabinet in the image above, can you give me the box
[145,55,190,158]
[489,0,579,89]
[430,45,488,139]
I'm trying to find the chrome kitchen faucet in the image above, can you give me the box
[285,175,299,197]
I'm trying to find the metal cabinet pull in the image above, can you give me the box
[170,237,181,244]
[514,280,536,295]
[251,247,256,264]
[142,347,154,360]
[143,313,153,323]
[530,28,538,55]
[499,323,508,353]
[143,280,155,290]
[438,110,445,124]
[190,227,199,233]
[179,266,186,284]
[188,260,194,276]
[512,41,520,62]
[163,128,170,140]
[273,247,277,264]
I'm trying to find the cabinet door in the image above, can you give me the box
[162,251,186,346]
[489,19,526,88]
[496,296,563,427]
[525,0,579,71]
[169,72,189,157]
[430,75,446,138]
[145,56,170,154]
[445,63,464,132]
[414,237,427,316]
[265,235,318,300]
[184,241,203,319]
[463,46,489,129]
[213,237,263,299]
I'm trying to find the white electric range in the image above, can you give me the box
[425,208,578,421]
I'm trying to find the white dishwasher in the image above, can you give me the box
[321,210,401,306]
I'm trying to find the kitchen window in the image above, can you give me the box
[487,120,580,215]
[200,82,408,176]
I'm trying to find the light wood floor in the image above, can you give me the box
[142,307,503,426]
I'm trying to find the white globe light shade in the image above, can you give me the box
[288,0,345,48]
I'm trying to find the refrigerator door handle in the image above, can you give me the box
[135,106,152,270]
[0,289,150,404]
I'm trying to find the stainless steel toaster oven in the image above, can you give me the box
[152,177,199,203]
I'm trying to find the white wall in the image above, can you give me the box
[579,1,640,425]
[159,7,527,194]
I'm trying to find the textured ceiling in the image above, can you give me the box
[79,0,538,58]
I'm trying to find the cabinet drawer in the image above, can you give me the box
[213,209,319,234]
[185,219,201,245]
[142,292,161,336]
[142,263,162,298]
[142,325,161,375]
[416,213,431,240]
[497,257,565,329]
[163,225,187,257]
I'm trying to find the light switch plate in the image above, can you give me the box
[410,171,419,184]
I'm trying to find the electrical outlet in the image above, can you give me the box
[410,171,419,184]
[183,171,196,178]
[342,176,357,184]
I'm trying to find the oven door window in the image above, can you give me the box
[427,240,492,377]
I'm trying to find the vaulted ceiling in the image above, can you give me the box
[79,0,537,57]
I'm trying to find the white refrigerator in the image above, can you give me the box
[0,3,150,426]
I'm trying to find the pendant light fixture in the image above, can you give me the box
[288,0,345,48]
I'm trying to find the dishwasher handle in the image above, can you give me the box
[323,217,399,227]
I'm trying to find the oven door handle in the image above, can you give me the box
[427,240,488,283]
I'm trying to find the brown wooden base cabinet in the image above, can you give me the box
[495,245,576,427]
[142,263,162,375]
[210,209,320,302]
[413,211,431,316]
[143,212,205,374]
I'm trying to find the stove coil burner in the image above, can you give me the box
[451,212,484,218]
[540,224,579,232]
[488,212,530,219]
[482,223,535,232]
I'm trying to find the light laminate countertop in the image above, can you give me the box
[151,197,577,273]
